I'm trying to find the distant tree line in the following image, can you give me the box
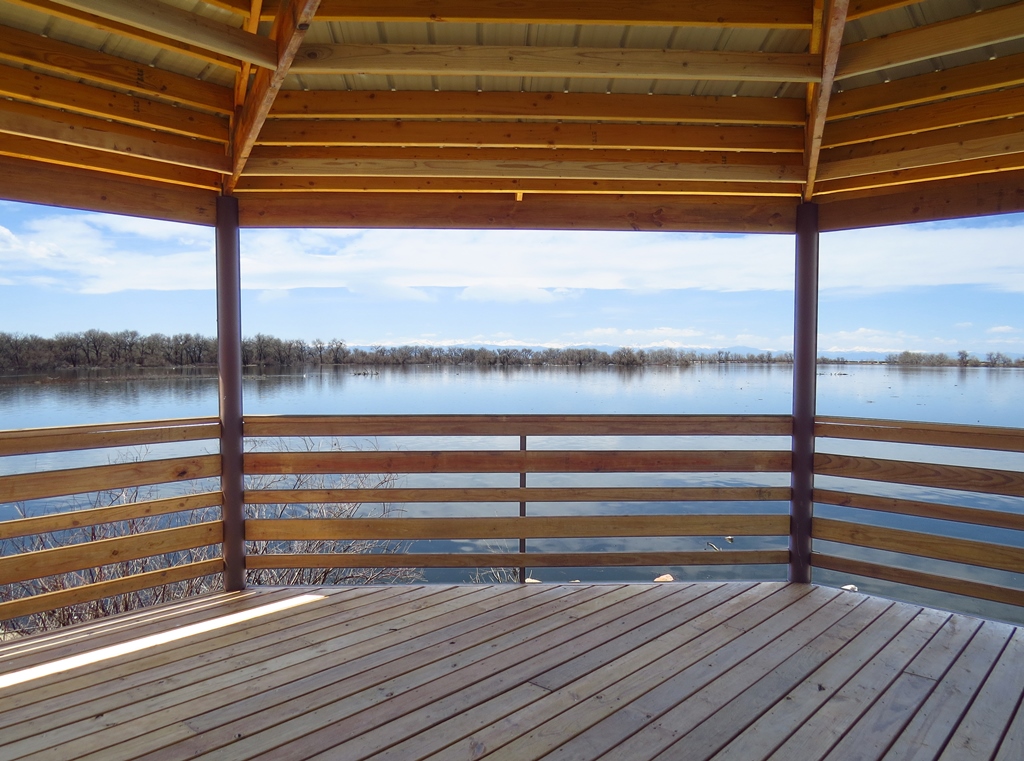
[1,330,1019,372]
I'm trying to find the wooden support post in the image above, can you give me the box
[791,201,819,583]
[217,195,246,592]
[519,434,527,584]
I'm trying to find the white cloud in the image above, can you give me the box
[987,325,1016,333]
[458,285,559,303]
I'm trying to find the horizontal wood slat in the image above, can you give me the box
[0,418,220,456]
[814,453,1024,497]
[0,559,223,623]
[0,454,222,503]
[245,450,791,475]
[0,492,223,540]
[246,514,790,541]
[814,489,1024,532]
[243,414,793,437]
[246,549,789,569]
[813,517,1024,574]
[0,522,223,585]
[244,486,792,504]
[815,416,1024,452]
[812,553,1024,608]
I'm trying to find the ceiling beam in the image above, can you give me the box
[269,90,806,125]
[233,1,264,109]
[238,192,799,233]
[292,44,823,83]
[256,120,803,153]
[829,52,1024,119]
[5,0,242,70]
[817,120,1024,181]
[233,175,802,196]
[0,24,234,115]
[804,0,850,200]
[814,154,1024,196]
[0,134,223,189]
[260,0,812,28]
[818,170,1024,230]
[824,87,1024,148]
[0,155,217,225]
[0,64,229,143]
[228,0,321,190]
[47,0,278,69]
[846,0,918,21]
[837,2,1024,80]
[0,100,231,173]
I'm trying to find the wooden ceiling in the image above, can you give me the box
[0,0,1023,232]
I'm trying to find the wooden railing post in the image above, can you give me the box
[217,195,246,592]
[791,201,819,583]
[519,434,527,583]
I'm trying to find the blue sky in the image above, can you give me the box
[1,199,1022,356]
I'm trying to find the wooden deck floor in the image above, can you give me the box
[0,582,1022,760]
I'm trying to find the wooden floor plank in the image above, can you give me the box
[821,614,982,761]
[0,583,1019,761]
[937,627,1024,760]
[881,619,1017,761]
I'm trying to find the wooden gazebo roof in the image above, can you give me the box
[1,0,1022,232]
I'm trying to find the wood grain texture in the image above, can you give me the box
[245,514,790,541]
[0,454,221,503]
[268,89,806,125]
[243,413,793,437]
[0,418,220,457]
[0,492,222,541]
[813,452,1024,497]
[815,415,1024,452]
[245,449,792,474]
[0,559,223,623]
[813,517,1024,574]
[814,154,1024,197]
[0,522,223,585]
[813,552,1024,609]
[813,489,1024,532]
[0,155,218,225]
[239,192,799,232]
[245,486,792,504]
[245,550,789,568]
[292,44,822,83]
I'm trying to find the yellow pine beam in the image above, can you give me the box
[262,0,812,28]
[292,44,823,83]
[269,90,806,125]
[256,120,803,153]
[0,23,234,115]
[47,0,278,68]
[846,0,918,21]
[837,2,1024,80]
[229,0,321,189]
[804,0,850,200]
[814,154,1024,197]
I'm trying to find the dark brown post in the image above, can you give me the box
[518,435,527,584]
[217,195,246,592]
[790,202,819,583]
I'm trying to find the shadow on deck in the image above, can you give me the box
[1,582,1022,760]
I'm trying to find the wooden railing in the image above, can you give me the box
[0,419,224,626]
[2,413,1023,630]
[242,414,794,576]
[811,416,1024,613]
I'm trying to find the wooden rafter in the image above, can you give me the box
[0,64,229,143]
[233,1,264,109]
[255,121,804,154]
[824,87,1024,148]
[269,90,806,126]
[0,23,234,115]
[814,154,1024,196]
[837,2,1024,80]
[47,0,278,68]
[846,0,918,21]
[228,0,321,190]
[829,52,1024,119]
[260,0,813,28]
[5,0,241,70]
[292,44,822,83]
[805,0,850,200]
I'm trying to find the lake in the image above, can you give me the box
[2,364,1023,622]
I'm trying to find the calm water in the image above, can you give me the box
[2,363,1022,428]
[2,364,1023,621]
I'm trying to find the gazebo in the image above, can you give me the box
[1,0,1023,758]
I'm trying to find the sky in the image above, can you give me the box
[1,199,1022,357]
